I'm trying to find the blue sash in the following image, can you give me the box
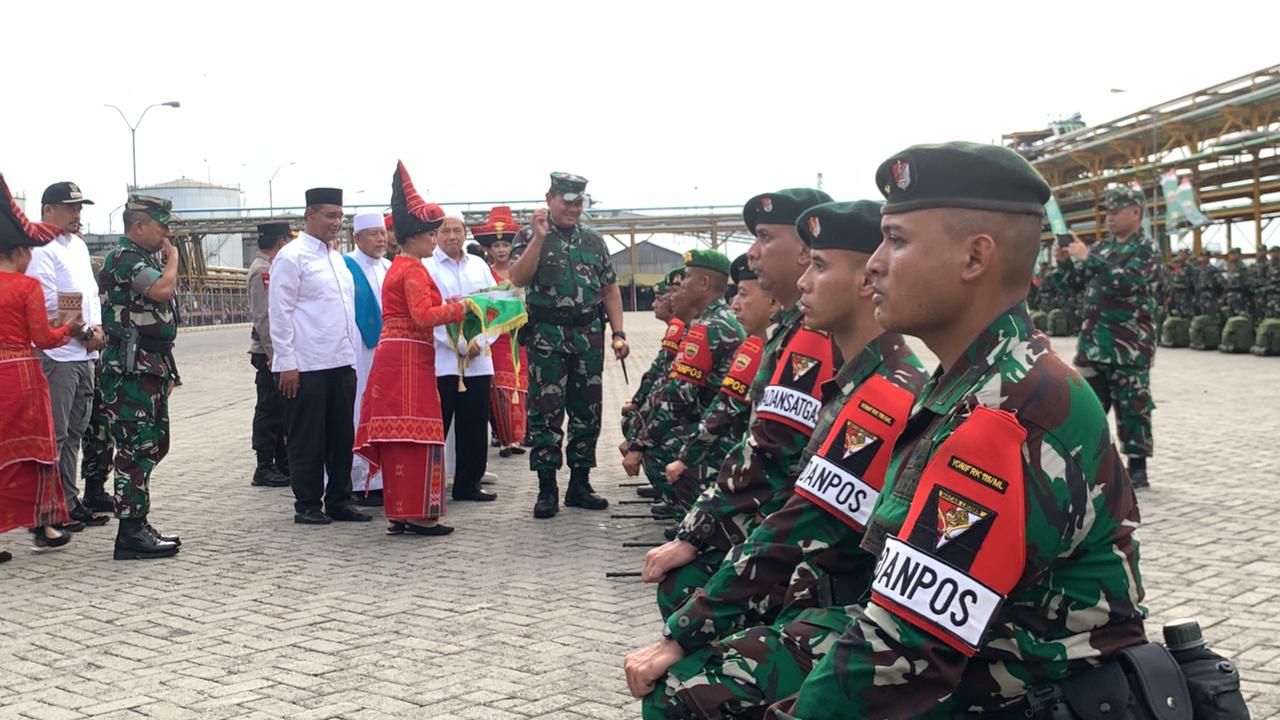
[342,255,382,349]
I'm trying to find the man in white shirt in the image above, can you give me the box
[343,212,391,506]
[426,215,497,502]
[268,188,371,525]
[28,181,110,528]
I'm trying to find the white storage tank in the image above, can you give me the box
[134,178,245,268]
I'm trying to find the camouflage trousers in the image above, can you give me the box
[100,371,171,519]
[80,361,114,497]
[643,434,687,505]
[1077,361,1154,458]
[656,548,724,620]
[526,343,604,472]
[643,606,852,719]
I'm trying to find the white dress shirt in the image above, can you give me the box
[26,233,102,362]
[269,232,358,373]
[425,246,495,377]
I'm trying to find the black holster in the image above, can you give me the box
[1010,643,1192,720]
[107,326,140,373]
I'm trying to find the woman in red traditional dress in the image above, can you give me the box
[354,162,466,537]
[473,207,529,458]
[0,173,80,561]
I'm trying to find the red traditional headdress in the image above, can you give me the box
[0,172,60,250]
[390,160,445,241]
[470,206,523,247]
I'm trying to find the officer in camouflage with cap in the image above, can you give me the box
[761,141,1144,720]
[1059,185,1158,487]
[623,249,744,511]
[99,194,184,560]
[511,172,627,519]
[627,201,927,718]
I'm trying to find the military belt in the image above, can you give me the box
[527,305,600,327]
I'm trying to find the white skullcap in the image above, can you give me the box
[353,212,384,234]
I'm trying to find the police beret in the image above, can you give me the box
[1099,186,1145,210]
[743,188,833,234]
[683,248,731,276]
[730,253,756,284]
[797,200,884,253]
[876,141,1050,216]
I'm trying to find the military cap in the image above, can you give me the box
[549,172,588,202]
[876,141,1051,216]
[796,200,884,253]
[257,221,292,240]
[1099,185,1145,210]
[730,253,756,284]
[126,193,177,226]
[41,181,94,206]
[683,248,731,275]
[664,266,686,285]
[743,188,833,234]
[305,187,343,207]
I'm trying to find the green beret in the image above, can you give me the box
[1099,185,1145,210]
[549,172,588,201]
[876,141,1050,216]
[796,200,884,253]
[127,193,178,226]
[683,248,731,275]
[654,279,667,294]
[664,266,686,285]
[730,253,756,284]
[743,188,833,234]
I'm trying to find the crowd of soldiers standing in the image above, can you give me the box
[1031,243,1280,354]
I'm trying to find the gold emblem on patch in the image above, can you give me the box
[935,488,992,549]
[842,421,875,459]
[790,353,818,381]
[683,251,694,264]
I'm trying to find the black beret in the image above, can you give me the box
[797,200,884,253]
[730,253,756,284]
[743,188,833,234]
[876,141,1050,216]
[305,187,343,206]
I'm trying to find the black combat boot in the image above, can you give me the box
[533,470,559,519]
[252,451,290,487]
[564,468,609,510]
[144,521,181,547]
[1128,457,1149,488]
[114,518,179,560]
[82,481,115,513]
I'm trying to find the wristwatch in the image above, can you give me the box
[673,525,708,552]
[612,331,627,340]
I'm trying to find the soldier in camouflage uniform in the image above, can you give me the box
[1060,186,1158,488]
[627,201,929,718]
[1165,248,1198,318]
[623,250,744,511]
[510,173,626,519]
[622,268,686,451]
[640,188,835,619]
[99,195,182,560]
[662,254,776,509]
[1253,249,1271,320]
[1194,251,1224,321]
[1265,246,1280,319]
[1221,247,1254,320]
[79,361,116,512]
[756,142,1146,720]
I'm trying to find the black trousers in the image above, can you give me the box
[250,353,287,462]
[438,374,491,496]
[283,366,355,513]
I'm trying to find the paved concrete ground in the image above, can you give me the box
[1,313,1277,719]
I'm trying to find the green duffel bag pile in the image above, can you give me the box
[1046,308,1069,337]
[1160,316,1190,348]
[1252,318,1280,356]
[1189,315,1221,351]
[1218,316,1254,354]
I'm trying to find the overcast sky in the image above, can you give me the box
[3,0,1277,235]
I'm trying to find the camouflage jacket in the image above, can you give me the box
[1064,232,1158,368]
[779,304,1146,719]
[664,333,926,654]
[1164,262,1197,318]
[99,237,178,380]
[1041,264,1070,311]
[676,306,842,552]
[1221,263,1254,317]
[1193,262,1223,317]
[510,222,616,354]
[677,335,766,476]
[633,298,744,451]
[623,319,686,443]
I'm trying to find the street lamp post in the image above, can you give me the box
[268,162,295,215]
[104,101,181,189]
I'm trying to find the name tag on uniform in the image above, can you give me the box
[758,384,822,430]
[794,456,878,529]
[871,536,1003,650]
